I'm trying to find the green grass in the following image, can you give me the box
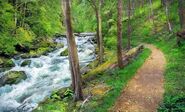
[34,99,68,112]
[82,48,151,112]
[127,0,185,111]
[144,38,185,112]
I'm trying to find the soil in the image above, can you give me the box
[110,44,166,112]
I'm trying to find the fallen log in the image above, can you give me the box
[82,44,144,82]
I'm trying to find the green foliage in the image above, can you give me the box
[34,99,67,112]
[0,0,64,55]
[0,34,17,55]
[127,0,185,111]
[63,88,73,97]
[60,49,69,56]
[104,36,117,49]
[71,1,96,32]
[150,38,185,112]
[83,49,151,112]
[26,0,64,37]
[16,27,35,46]
[158,95,185,112]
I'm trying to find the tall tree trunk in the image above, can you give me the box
[98,1,103,64]
[127,0,131,49]
[95,10,100,53]
[62,0,83,101]
[88,0,103,64]
[164,0,172,33]
[117,0,124,68]
[178,0,185,29]
[149,0,154,22]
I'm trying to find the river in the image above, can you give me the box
[0,34,96,112]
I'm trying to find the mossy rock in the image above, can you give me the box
[21,60,31,67]
[60,49,68,56]
[30,47,49,57]
[0,57,15,68]
[56,43,64,48]
[20,54,31,59]
[0,71,27,87]
[0,58,3,65]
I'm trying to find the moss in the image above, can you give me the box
[5,59,15,67]
[83,45,143,82]
[21,60,31,67]
[34,87,72,112]
[0,71,27,86]
[33,99,68,112]
[0,57,15,68]
[60,49,68,56]
[20,38,64,58]
[29,47,50,58]
[0,58,3,65]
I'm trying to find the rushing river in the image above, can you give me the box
[0,34,96,112]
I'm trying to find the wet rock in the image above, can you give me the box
[51,58,63,65]
[80,66,91,75]
[14,44,30,53]
[31,62,43,68]
[0,71,27,87]
[0,68,11,73]
[56,43,64,48]
[21,60,31,67]
[60,49,68,56]
[49,65,60,72]
[0,57,15,68]
[0,58,3,65]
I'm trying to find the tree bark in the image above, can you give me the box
[98,1,103,64]
[117,0,124,68]
[127,0,131,49]
[62,0,83,101]
[178,0,185,29]
[164,0,172,33]
[88,0,103,64]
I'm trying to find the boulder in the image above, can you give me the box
[0,57,15,68]
[21,60,31,67]
[0,71,27,87]
[0,58,3,65]
[60,49,68,56]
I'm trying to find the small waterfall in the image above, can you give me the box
[0,35,96,112]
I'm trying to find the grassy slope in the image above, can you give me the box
[83,48,151,112]
[127,1,185,111]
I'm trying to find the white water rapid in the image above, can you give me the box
[0,35,96,112]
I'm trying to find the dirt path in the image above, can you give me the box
[111,44,166,112]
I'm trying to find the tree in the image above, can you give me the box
[178,0,185,29]
[62,0,83,101]
[149,0,154,21]
[127,0,131,49]
[87,0,104,64]
[117,0,124,68]
[164,0,172,33]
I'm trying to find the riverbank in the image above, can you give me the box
[0,35,97,112]
[33,45,151,112]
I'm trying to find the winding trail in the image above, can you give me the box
[111,44,166,112]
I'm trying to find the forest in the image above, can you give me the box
[0,0,185,112]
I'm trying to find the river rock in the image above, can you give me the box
[60,49,68,56]
[21,60,31,67]
[0,71,27,87]
[0,57,15,68]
